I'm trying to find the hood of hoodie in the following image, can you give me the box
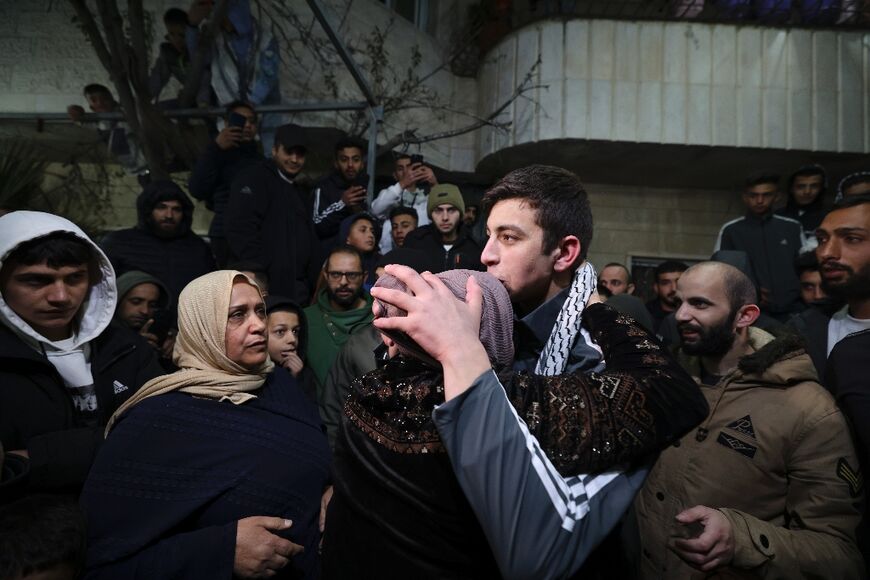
[136,180,195,237]
[0,211,117,350]
[678,327,819,391]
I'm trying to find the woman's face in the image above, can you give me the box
[225,281,268,369]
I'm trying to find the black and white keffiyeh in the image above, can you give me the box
[535,261,599,376]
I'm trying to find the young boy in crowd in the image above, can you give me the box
[265,295,316,403]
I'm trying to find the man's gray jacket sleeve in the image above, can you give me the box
[433,371,648,580]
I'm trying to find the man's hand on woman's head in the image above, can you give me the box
[371,265,490,400]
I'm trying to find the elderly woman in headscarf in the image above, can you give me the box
[321,269,512,578]
[81,271,331,579]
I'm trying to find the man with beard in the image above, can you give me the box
[101,180,215,313]
[226,123,320,303]
[645,260,687,335]
[113,271,172,354]
[310,138,369,249]
[403,184,484,272]
[630,261,864,579]
[304,246,374,398]
[788,195,870,379]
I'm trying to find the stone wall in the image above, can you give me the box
[478,18,870,159]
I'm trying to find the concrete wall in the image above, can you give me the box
[477,18,870,159]
[586,181,738,271]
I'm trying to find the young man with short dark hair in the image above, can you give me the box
[388,206,418,248]
[776,164,829,242]
[370,165,708,578]
[226,123,320,304]
[0,212,163,495]
[188,100,263,266]
[794,252,828,307]
[310,137,369,247]
[714,171,805,319]
[403,184,483,272]
[646,260,688,333]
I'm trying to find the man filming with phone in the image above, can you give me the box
[372,152,438,254]
[310,137,371,249]
[188,101,263,266]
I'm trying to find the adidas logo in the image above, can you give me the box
[113,380,128,395]
[240,186,253,195]
[780,239,788,245]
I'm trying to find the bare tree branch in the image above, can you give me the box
[383,57,544,149]
[68,0,114,72]
[127,0,150,94]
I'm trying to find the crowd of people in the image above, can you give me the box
[2,95,869,578]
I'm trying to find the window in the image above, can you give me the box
[380,0,430,30]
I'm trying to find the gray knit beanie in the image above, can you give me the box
[373,269,514,368]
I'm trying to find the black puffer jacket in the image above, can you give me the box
[101,181,216,305]
[226,160,321,303]
[403,224,484,273]
[0,324,164,497]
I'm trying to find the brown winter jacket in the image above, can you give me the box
[633,328,865,579]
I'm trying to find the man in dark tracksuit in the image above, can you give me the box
[404,183,484,272]
[0,211,163,499]
[225,123,320,304]
[188,101,263,266]
[310,137,368,250]
[714,171,806,320]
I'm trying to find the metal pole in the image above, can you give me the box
[304,0,379,107]
[366,105,384,207]
[0,101,370,123]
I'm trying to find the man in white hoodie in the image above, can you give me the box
[0,211,163,498]
[371,153,438,255]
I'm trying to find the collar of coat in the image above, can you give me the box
[678,327,817,388]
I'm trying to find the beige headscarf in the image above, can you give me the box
[106,270,274,435]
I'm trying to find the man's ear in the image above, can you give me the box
[734,304,761,329]
[552,235,582,273]
[627,283,636,295]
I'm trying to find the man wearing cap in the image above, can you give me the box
[403,183,484,272]
[226,123,321,303]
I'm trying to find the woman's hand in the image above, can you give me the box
[234,516,302,578]
[319,486,333,534]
